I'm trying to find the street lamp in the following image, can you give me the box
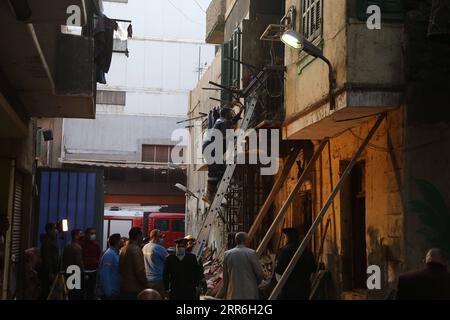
[175,183,198,199]
[281,30,336,109]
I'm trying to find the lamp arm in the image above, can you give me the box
[318,56,336,110]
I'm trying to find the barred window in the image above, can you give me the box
[301,0,323,42]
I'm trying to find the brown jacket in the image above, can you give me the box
[119,241,148,294]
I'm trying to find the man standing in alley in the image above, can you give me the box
[396,248,450,300]
[98,233,122,300]
[163,238,201,300]
[274,227,317,300]
[185,235,207,297]
[80,227,101,300]
[40,222,59,299]
[119,227,148,299]
[62,229,84,300]
[221,232,263,299]
[143,229,168,298]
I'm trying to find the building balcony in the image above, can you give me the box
[206,0,226,44]
[0,0,98,126]
[282,1,404,140]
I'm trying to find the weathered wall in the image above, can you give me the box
[186,51,222,243]
[274,107,406,299]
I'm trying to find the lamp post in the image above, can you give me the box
[281,30,336,110]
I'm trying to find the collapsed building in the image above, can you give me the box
[186,0,450,299]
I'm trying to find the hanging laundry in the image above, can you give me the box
[94,14,118,84]
[127,24,133,39]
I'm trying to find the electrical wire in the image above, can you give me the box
[192,0,206,13]
[167,0,205,26]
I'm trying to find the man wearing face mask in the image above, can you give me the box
[163,238,202,300]
[143,229,168,298]
[81,227,101,300]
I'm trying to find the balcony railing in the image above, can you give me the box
[206,0,226,44]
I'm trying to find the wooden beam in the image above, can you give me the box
[248,143,302,240]
[269,113,386,300]
[256,139,329,256]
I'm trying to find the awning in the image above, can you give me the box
[59,159,187,171]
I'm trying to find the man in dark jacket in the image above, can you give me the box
[163,238,202,300]
[202,106,243,204]
[397,248,450,300]
[40,223,59,300]
[80,227,101,300]
[62,229,84,300]
[274,227,317,300]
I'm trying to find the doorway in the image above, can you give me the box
[340,161,367,290]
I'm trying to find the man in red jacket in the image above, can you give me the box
[81,228,101,300]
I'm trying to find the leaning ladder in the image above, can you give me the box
[193,94,259,259]
[267,113,386,299]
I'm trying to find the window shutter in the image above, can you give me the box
[231,28,241,89]
[221,41,232,102]
[357,0,404,21]
[301,0,323,41]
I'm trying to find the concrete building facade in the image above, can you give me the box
[186,0,450,299]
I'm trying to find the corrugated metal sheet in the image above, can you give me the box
[36,169,104,249]
[60,159,186,171]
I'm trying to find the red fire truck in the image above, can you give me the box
[103,211,185,249]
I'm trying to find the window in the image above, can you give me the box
[142,145,174,163]
[221,28,241,102]
[172,219,185,232]
[301,0,323,42]
[155,219,169,232]
[96,90,126,105]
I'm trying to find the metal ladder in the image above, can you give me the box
[192,65,282,259]
[193,94,259,259]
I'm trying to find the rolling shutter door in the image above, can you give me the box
[11,172,24,259]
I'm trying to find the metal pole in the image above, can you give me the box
[248,144,302,240]
[256,139,329,257]
[269,113,385,300]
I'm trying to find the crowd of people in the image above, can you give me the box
[38,223,208,300]
[37,221,450,300]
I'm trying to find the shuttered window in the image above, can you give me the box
[221,41,232,102]
[11,172,24,259]
[231,29,241,88]
[221,28,241,102]
[357,0,404,21]
[142,145,174,163]
[301,0,323,42]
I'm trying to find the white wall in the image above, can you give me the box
[99,0,215,116]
